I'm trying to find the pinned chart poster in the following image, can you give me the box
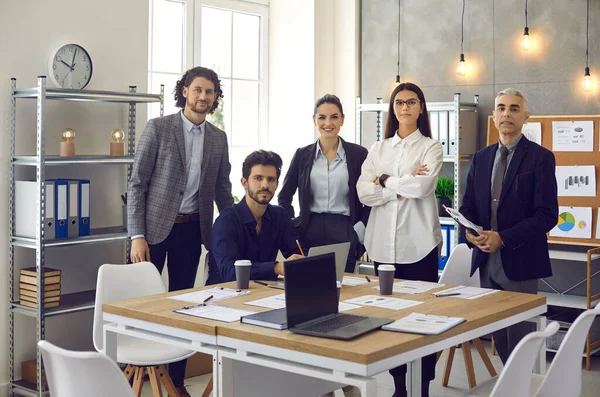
[552,121,594,152]
[550,207,592,239]
[522,122,542,145]
[555,166,596,197]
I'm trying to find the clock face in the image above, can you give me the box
[48,44,93,89]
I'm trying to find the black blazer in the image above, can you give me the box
[459,136,558,281]
[278,137,371,240]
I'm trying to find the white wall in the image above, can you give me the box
[0,0,149,392]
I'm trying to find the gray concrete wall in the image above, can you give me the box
[361,0,600,150]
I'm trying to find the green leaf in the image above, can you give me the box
[435,176,454,199]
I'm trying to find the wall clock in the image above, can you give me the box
[48,43,93,89]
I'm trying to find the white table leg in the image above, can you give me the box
[218,351,233,397]
[535,315,547,375]
[407,359,422,397]
[359,378,378,397]
[103,324,118,362]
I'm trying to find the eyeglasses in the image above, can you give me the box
[394,99,421,108]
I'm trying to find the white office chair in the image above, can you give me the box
[533,303,600,397]
[467,321,560,397]
[93,262,195,397]
[38,340,135,397]
[437,244,496,388]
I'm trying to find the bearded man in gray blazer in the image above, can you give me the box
[127,66,233,395]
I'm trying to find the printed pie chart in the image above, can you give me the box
[557,212,575,232]
[578,220,587,229]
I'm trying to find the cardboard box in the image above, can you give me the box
[184,352,213,378]
[21,359,47,388]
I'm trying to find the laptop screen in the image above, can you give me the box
[284,253,338,328]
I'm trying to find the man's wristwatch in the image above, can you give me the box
[379,174,390,188]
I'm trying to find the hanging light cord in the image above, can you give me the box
[525,0,528,28]
[397,0,401,76]
[461,0,465,54]
[586,0,590,68]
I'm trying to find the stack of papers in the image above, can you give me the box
[374,280,444,295]
[244,293,361,312]
[343,295,423,310]
[168,287,250,304]
[432,286,499,299]
[341,276,371,286]
[382,312,465,335]
[174,305,257,322]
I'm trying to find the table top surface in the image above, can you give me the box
[103,275,546,364]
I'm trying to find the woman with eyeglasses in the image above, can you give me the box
[357,82,443,397]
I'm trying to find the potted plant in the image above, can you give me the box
[435,176,454,217]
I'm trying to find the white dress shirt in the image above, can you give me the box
[179,111,205,214]
[310,140,351,216]
[357,129,443,264]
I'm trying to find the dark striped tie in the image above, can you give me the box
[491,146,509,230]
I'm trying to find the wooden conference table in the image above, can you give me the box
[103,275,547,397]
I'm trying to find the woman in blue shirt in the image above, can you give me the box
[278,94,370,274]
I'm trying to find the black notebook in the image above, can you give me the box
[241,308,287,330]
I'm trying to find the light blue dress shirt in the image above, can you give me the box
[179,111,205,214]
[309,140,351,216]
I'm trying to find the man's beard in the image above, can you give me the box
[188,100,210,115]
[248,188,273,205]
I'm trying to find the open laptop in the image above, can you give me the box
[284,253,392,340]
[269,242,351,290]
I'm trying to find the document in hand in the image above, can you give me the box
[443,205,482,236]
[382,312,465,335]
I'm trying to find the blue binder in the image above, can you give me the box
[53,179,69,239]
[438,225,450,270]
[77,179,90,236]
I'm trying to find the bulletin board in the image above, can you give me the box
[487,115,600,247]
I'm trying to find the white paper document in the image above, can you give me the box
[549,206,592,239]
[174,305,257,322]
[596,210,600,239]
[522,122,542,145]
[444,206,482,235]
[382,312,465,335]
[168,287,250,304]
[552,120,594,152]
[343,295,423,310]
[341,276,371,286]
[374,280,444,295]
[244,293,361,312]
[555,166,596,197]
[432,286,499,300]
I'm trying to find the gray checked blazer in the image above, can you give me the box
[127,112,234,249]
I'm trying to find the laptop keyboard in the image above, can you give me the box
[301,314,366,333]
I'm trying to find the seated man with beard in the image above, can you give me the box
[212,150,304,282]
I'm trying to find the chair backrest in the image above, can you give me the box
[439,243,480,287]
[490,321,560,397]
[38,340,135,397]
[535,303,600,397]
[93,262,166,352]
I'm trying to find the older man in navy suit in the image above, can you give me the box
[459,88,558,364]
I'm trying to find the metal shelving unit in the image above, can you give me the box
[8,76,163,397]
[355,94,479,271]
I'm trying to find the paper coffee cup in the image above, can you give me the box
[378,265,395,295]
[234,260,252,289]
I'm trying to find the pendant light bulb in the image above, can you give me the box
[395,74,401,86]
[583,67,594,92]
[456,53,467,76]
[521,27,531,51]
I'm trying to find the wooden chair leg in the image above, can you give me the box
[462,341,477,389]
[147,365,164,397]
[442,346,456,387]
[473,338,497,377]
[201,375,213,397]
[123,364,136,382]
[491,335,496,356]
[155,364,181,397]
[132,366,145,397]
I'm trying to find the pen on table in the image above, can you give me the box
[435,292,461,297]
[365,275,371,283]
[203,295,214,304]
[254,280,269,287]
[296,240,305,256]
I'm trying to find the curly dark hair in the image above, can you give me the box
[242,150,283,180]
[173,66,223,113]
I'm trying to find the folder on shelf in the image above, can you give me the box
[448,111,457,156]
[20,274,61,285]
[449,226,456,252]
[429,111,439,141]
[438,226,450,269]
[439,111,449,155]
[14,181,56,240]
[67,180,79,238]
[20,283,61,293]
[19,299,60,309]
[20,267,61,277]
[20,289,61,298]
[77,179,90,236]
[54,179,68,239]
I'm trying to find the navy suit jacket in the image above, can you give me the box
[459,135,558,281]
[277,138,370,256]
